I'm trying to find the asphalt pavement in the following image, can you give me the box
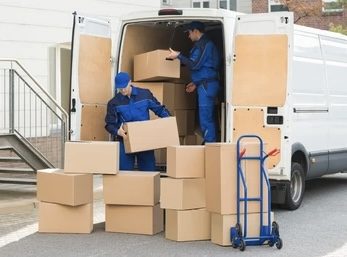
[0,173,346,257]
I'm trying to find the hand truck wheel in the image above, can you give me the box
[239,239,246,251]
[275,238,283,250]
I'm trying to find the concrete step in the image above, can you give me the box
[0,167,35,173]
[0,156,23,163]
[0,177,36,185]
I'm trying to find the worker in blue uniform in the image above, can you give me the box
[105,72,170,171]
[168,21,220,143]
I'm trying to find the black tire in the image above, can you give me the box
[272,221,279,236]
[235,223,242,237]
[239,239,246,251]
[284,162,305,210]
[276,238,283,249]
[231,239,238,249]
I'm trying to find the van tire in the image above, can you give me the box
[284,162,305,210]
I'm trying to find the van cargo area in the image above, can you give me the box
[118,20,225,143]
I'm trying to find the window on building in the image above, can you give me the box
[322,0,344,13]
[192,0,210,8]
[162,0,172,5]
[268,0,289,12]
[219,0,237,10]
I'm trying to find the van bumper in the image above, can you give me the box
[270,179,290,204]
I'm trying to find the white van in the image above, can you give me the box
[69,9,347,210]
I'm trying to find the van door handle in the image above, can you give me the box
[71,98,76,112]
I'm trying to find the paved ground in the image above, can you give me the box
[0,174,346,257]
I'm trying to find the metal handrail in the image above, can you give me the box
[0,58,69,139]
[0,59,68,168]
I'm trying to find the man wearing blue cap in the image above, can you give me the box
[168,21,220,143]
[105,72,171,171]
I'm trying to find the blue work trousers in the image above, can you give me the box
[119,140,156,171]
[197,81,219,143]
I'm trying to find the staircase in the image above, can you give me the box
[0,59,68,184]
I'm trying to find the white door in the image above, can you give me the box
[231,12,293,179]
[70,13,112,141]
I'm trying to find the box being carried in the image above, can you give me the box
[123,117,179,153]
[134,49,180,81]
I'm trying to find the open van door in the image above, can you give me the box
[70,13,112,141]
[231,12,293,173]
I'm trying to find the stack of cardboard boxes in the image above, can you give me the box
[205,142,271,246]
[37,141,119,233]
[103,171,163,235]
[160,145,210,241]
[133,49,199,165]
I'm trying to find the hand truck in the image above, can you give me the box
[230,135,283,251]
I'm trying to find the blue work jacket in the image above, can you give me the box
[178,34,220,84]
[105,86,170,136]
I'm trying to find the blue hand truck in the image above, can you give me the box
[230,135,283,251]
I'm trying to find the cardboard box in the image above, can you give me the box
[64,141,119,174]
[174,110,196,136]
[134,82,196,112]
[38,202,93,233]
[167,146,205,178]
[160,178,206,210]
[134,49,180,82]
[211,212,274,246]
[244,142,269,213]
[37,169,93,206]
[105,204,163,235]
[155,148,167,164]
[205,142,267,214]
[103,171,160,205]
[123,117,180,153]
[165,209,210,241]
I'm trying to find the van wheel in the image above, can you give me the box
[284,162,305,210]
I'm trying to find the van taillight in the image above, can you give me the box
[158,9,183,15]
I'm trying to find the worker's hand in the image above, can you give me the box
[186,82,196,93]
[167,48,180,60]
[117,124,127,138]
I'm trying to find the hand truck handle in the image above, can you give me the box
[239,148,246,158]
[264,148,280,159]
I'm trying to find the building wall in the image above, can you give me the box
[237,0,252,13]
[0,0,160,90]
[252,0,347,30]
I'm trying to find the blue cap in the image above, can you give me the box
[184,21,205,32]
[115,72,130,89]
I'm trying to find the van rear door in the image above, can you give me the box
[231,12,292,175]
[70,13,112,141]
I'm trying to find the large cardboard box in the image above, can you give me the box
[64,141,119,174]
[245,142,269,213]
[165,209,211,241]
[37,169,93,206]
[105,204,163,235]
[134,49,180,82]
[205,142,268,214]
[211,212,274,246]
[38,202,93,233]
[134,82,196,112]
[123,117,180,153]
[174,110,196,136]
[160,178,206,210]
[103,171,160,205]
[167,146,205,178]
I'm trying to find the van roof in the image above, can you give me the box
[122,8,239,22]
